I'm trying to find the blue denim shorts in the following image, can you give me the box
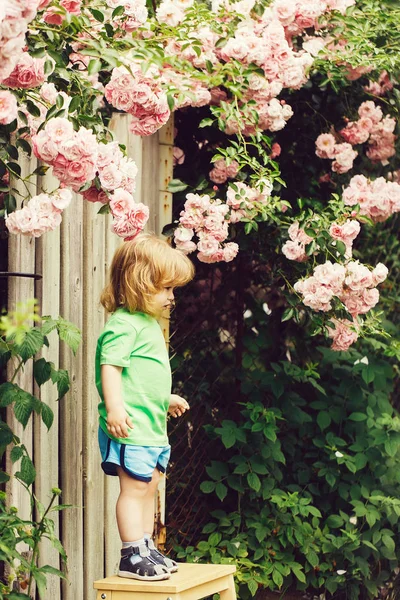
[98,427,171,483]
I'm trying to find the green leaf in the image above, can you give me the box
[57,319,81,354]
[15,328,44,362]
[33,570,47,598]
[281,308,294,322]
[88,58,102,75]
[233,462,249,475]
[247,472,261,492]
[382,534,395,554]
[16,138,32,157]
[200,480,215,494]
[199,118,214,128]
[0,382,17,407]
[317,410,331,430]
[348,412,367,422]
[272,569,283,588]
[362,540,378,552]
[112,5,125,17]
[215,482,227,501]
[0,470,10,483]
[68,96,81,114]
[16,455,36,485]
[167,178,189,193]
[39,564,66,579]
[4,193,17,213]
[0,421,14,447]
[325,514,344,528]
[25,100,41,118]
[10,445,24,463]
[209,532,222,546]
[13,389,35,428]
[384,436,399,457]
[34,358,52,386]
[361,365,375,385]
[89,7,104,21]
[306,549,319,567]
[291,564,306,583]
[50,368,70,399]
[248,578,258,596]
[41,402,54,430]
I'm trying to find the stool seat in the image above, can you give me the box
[94,563,237,600]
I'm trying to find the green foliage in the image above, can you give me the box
[172,305,400,598]
[0,300,80,597]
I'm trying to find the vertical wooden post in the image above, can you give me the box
[6,151,38,590]
[34,169,62,600]
[82,199,107,598]
[59,194,84,600]
[154,117,174,547]
[103,213,122,577]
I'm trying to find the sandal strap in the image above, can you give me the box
[121,543,150,559]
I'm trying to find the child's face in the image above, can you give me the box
[153,287,175,316]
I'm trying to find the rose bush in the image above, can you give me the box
[2,0,399,354]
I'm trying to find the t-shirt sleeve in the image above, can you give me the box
[99,318,137,368]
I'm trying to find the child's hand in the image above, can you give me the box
[168,394,190,418]
[106,408,133,438]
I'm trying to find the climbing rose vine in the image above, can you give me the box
[0,0,399,352]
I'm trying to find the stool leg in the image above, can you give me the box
[219,575,237,600]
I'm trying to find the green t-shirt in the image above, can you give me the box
[96,308,171,446]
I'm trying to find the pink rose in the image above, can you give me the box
[109,189,136,217]
[223,242,239,262]
[60,0,82,14]
[51,188,72,210]
[3,54,45,89]
[372,263,388,285]
[282,240,307,262]
[315,133,336,159]
[197,234,220,256]
[32,131,59,162]
[99,164,123,191]
[45,117,75,145]
[0,90,17,125]
[43,8,64,24]
[82,186,102,203]
[327,318,359,351]
[174,227,194,243]
[175,239,197,254]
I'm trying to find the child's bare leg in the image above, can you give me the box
[143,468,160,536]
[142,468,178,573]
[116,467,148,542]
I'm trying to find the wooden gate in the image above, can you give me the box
[6,115,174,599]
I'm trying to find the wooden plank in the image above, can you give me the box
[59,194,84,600]
[82,199,107,598]
[103,212,122,577]
[5,152,37,590]
[34,167,62,600]
[142,132,160,234]
[155,119,174,548]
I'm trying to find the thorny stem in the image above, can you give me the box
[10,359,24,383]
[27,492,58,597]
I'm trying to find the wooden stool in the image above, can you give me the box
[94,563,237,600]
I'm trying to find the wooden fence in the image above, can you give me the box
[6,114,174,599]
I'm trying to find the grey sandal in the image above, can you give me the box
[118,543,170,581]
[146,538,179,573]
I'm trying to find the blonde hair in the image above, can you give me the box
[101,233,195,316]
